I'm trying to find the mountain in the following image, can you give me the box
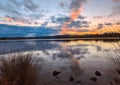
[0,24,59,38]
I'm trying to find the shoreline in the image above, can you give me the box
[0,37,119,41]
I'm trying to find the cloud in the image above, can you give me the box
[50,15,88,28]
[8,0,39,12]
[0,1,22,16]
[111,0,120,15]
[112,5,120,15]
[3,15,31,24]
[68,21,82,28]
[51,16,70,24]
[117,22,120,25]
[78,15,86,19]
[0,0,88,29]
[97,23,113,29]
[116,21,120,25]
[69,0,86,11]
[25,33,37,37]
[59,1,68,9]
[59,0,86,11]
[93,16,103,19]
[23,0,39,11]
[104,23,113,26]
[0,0,45,26]
[51,15,86,24]
[112,0,120,2]
[66,20,90,28]
[97,24,104,29]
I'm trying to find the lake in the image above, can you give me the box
[0,39,120,85]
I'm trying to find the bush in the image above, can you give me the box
[0,54,39,85]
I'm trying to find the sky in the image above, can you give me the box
[0,0,120,37]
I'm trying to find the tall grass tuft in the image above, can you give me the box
[0,54,39,85]
[106,42,120,85]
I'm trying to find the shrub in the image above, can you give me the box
[0,54,39,85]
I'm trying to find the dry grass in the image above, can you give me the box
[111,53,120,85]
[106,42,120,85]
[0,54,39,85]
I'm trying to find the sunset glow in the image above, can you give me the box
[60,25,120,35]
[0,0,120,37]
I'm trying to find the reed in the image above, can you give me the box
[0,54,39,85]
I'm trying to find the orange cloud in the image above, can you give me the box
[61,7,83,34]
[60,25,120,35]
[4,17,13,21]
[71,7,83,21]
[61,0,85,35]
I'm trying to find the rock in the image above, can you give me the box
[69,76,74,82]
[52,70,61,79]
[75,81,81,84]
[53,70,60,76]
[108,81,113,85]
[90,77,97,82]
[95,71,101,76]
[113,77,120,84]
[116,69,120,75]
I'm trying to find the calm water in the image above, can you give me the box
[0,40,120,85]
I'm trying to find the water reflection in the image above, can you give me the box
[0,40,120,85]
[0,40,59,54]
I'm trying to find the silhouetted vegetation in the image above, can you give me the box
[0,54,40,85]
[111,55,120,85]
[0,33,120,40]
[107,44,120,85]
